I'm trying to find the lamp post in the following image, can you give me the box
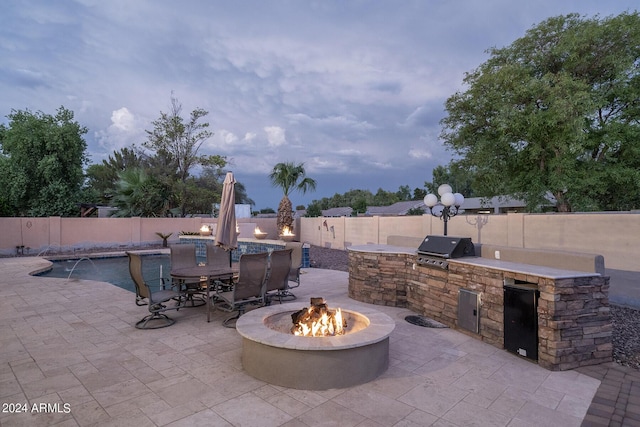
[424,184,465,236]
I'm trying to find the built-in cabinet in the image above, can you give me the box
[503,280,539,361]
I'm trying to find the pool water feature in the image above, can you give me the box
[39,254,171,293]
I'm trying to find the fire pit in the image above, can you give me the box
[236,300,395,390]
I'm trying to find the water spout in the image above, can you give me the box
[67,257,98,279]
[37,244,61,257]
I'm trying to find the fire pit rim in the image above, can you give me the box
[236,302,395,351]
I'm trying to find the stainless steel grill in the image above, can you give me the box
[415,235,475,269]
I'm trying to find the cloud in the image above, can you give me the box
[264,126,286,147]
[1,0,635,208]
[1,68,51,89]
[110,107,135,131]
[408,148,433,160]
[93,107,145,158]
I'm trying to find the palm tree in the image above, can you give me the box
[111,168,171,217]
[269,162,317,235]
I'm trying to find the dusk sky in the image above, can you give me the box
[1,1,638,210]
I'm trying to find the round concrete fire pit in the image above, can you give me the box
[236,302,395,390]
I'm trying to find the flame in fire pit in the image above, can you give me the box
[291,298,346,336]
[281,226,294,236]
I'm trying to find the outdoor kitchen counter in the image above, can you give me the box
[347,244,604,279]
[347,244,612,371]
[450,257,603,279]
[347,244,417,255]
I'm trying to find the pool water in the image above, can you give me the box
[40,254,171,293]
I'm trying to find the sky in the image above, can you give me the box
[1,1,638,211]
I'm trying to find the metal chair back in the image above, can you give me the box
[266,249,292,294]
[206,242,231,268]
[234,252,269,300]
[170,244,197,270]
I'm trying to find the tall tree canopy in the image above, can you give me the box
[425,164,476,198]
[0,107,88,216]
[441,12,640,212]
[110,168,171,217]
[144,95,226,217]
[84,146,143,205]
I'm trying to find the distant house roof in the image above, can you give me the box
[366,201,426,216]
[364,196,547,216]
[321,207,353,217]
[256,209,306,219]
[308,196,549,218]
[459,196,531,214]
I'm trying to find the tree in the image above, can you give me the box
[0,106,88,216]
[144,95,226,217]
[183,166,254,215]
[412,187,427,201]
[425,164,476,197]
[234,181,254,206]
[372,188,399,206]
[305,203,322,217]
[406,206,425,216]
[110,168,171,217]
[269,161,316,234]
[84,146,143,204]
[440,12,640,212]
[395,185,412,201]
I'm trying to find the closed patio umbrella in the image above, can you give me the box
[216,171,238,252]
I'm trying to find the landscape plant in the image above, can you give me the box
[269,161,316,234]
[0,107,88,216]
[441,12,640,212]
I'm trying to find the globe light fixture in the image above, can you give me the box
[424,184,465,236]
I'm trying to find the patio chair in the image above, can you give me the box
[206,242,232,268]
[264,249,292,305]
[170,243,205,307]
[281,241,303,300]
[215,252,268,327]
[206,242,235,291]
[127,252,183,329]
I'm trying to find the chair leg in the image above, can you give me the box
[222,305,247,328]
[279,289,297,301]
[135,312,176,329]
[182,293,207,307]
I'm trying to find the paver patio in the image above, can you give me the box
[0,256,601,426]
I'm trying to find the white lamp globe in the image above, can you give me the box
[431,204,445,216]
[438,184,452,196]
[441,192,456,207]
[453,193,465,207]
[424,194,438,207]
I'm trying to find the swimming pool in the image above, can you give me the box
[40,254,171,293]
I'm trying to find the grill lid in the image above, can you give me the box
[417,235,475,259]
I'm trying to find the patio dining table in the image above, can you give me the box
[170,265,238,322]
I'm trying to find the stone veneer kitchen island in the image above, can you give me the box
[347,244,612,371]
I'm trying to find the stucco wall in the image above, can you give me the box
[0,217,278,255]
[299,212,640,272]
[1,212,639,271]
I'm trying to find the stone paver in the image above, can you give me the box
[0,256,626,426]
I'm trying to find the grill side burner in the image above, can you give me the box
[415,235,475,269]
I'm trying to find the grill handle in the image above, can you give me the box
[417,251,451,259]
